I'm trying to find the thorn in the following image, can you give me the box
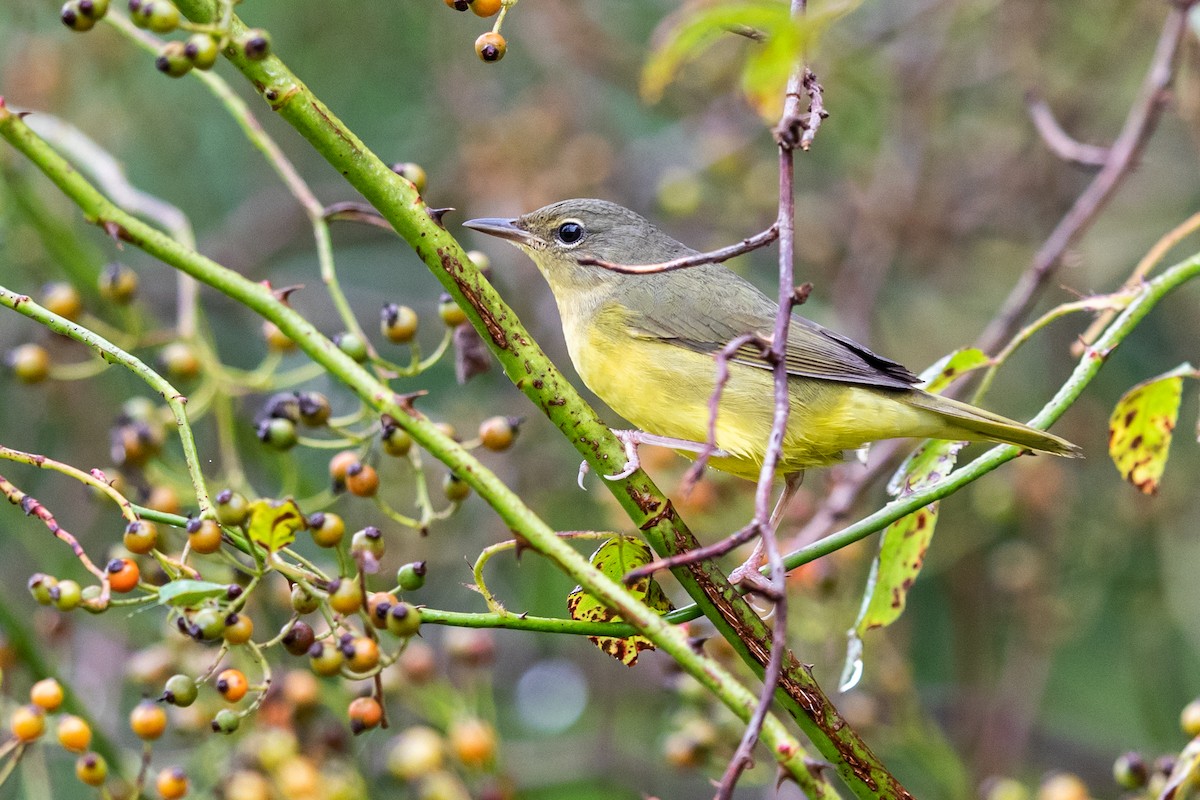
[427,207,455,228]
[792,282,813,306]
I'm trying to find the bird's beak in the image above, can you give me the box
[462,217,538,246]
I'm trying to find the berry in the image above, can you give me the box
[41,282,83,319]
[223,612,254,645]
[62,1,97,31]
[391,162,427,193]
[466,249,491,272]
[187,518,223,555]
[1182,698,1200,737]
[212,708,241,734]
[30,678,64,711]
[140,0,180,32]
[350,526,385,561]
[344,462,379,497]
[348,696,382,734]
[98,262,138,304]
[75,752,108,786]
[385,602,421,638]
[29,573,58,605]
[438,294,468,327]
[56,715,92,753]
[290,585,320,614]
[79,0,110,16]
[443,473,471,502]
[381,423,413,457]
[443,0,469,9]
[184,33,219,69]
[281,621,315,656]
[381,303,419,344]
[146,484,181,514]
[308,641,345,677]
[475,31,506,63]
[296,391,331,426]
[328,577,363,615]
[449,718,496,767]
[53,579,83,611]
[11,705,45,742]
[471,0,501,16]
[8,343,51,384]
[156,766,189,800]
[309,512,345,548]
[241,29,271,60]
[386,726,444,780]
[396,561,427,592]
[367,592,399,629]
[257,417,298,450]
[478,416,519,451]
[159,342,200,380]
[334,332,369,363]
[130,701,168,740]
[329,450,359,487]
[216,669,249,702]
[262,321,295,351]
[215,490,250,526]
[346,637,380,672]
[191,607,226,641]
[124,519,158,554]
[1113,751,1148,790]
[162,674,198,707]
[156,41,192,78]
[106,558,140,593]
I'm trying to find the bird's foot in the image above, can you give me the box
[603,429,729,481]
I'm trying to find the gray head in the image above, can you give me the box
[463,199,696,289]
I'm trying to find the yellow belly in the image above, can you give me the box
[570,317,942,478]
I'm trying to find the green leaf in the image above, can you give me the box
[919,347,991,395]
[1108,363,1197,495]
[157,579,230,608]
[566,536,672,666]
[245,497,305,552]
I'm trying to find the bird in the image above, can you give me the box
[463,199,1080,492]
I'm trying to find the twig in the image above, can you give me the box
[0,474,112,608]
[578,224,778,274]
[1025,93,1110,168]
[976,3,1191,354]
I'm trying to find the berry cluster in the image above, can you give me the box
[442,0,511,63]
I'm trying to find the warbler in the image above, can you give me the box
[463,199,1080,481]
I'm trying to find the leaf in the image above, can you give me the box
[641,0,861,122]
[854,439,965,638]
[157,579,230,608]
[919,348,991,395]
[1108,363,1197,495]
[245,498,306,553]
[566,536,672,666]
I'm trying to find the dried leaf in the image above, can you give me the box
[1108,363,1197,495]
[566,536,672,666]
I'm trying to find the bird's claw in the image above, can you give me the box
[577,460,590,491]
[603,429,643,481]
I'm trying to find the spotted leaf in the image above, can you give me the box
[1108,363,1197,495]
[919,347,991,395]
[566,536,672,667]
[245,497,305,553]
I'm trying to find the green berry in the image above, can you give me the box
[79,0,109,18]
[443,473,471,502]
[296,391,331,426]
[211,709,241,734]
[155,41,192,78]
[184,33,219,69]
[381,423,412,457]
[214,489,250,526]
[291,584,320,614]
[396,561,427,592]
[350,526,385,561]
[334,332,369,363]
[52,580,83,611]
[381,303,419,343]
[191,607,225,641]
[385,602,421,637]
[257,417,298,450]
[1112,751,1148,790]
[28,573,58,605]
[61,2,96,32]
[308,640,345,677]
[162,674,198,707]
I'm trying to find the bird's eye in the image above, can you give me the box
[555,221,585,246]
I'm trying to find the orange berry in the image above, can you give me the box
[129,701,168,740]
[106,558,140,593]
[471,0,501,16]
[328,577,363,615]
[348,696,382,734]
[11,705,45,742]
[475,31,506,62]
[217,668,249,702]
[329,450,359,486]
[156,766,189,799]
[123,519,158,554]
[186,518,223,555]
[223,612,254,645]
[56,715,92,752]
[347,637,380,672]
[367,591,399,629]
[344,462,379,497]
[449,717,497,768]
[30,677,64,711]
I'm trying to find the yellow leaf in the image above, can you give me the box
[1108,363,1196,495]
[245,498,305,553]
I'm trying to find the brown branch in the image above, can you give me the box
[0,473,111,608]
[1025,92,1110,168]
[577,224,778,274]
[975,3,1191,354]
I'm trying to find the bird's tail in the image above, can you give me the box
[905,391,1082,457]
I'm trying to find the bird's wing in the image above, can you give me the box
[621,266,920,390]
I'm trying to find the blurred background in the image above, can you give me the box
[1,0,1199,798]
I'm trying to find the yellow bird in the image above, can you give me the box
[464,199,1080,484]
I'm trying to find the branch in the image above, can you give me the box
[577,224,778,274]
[1025,92,1110,168]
